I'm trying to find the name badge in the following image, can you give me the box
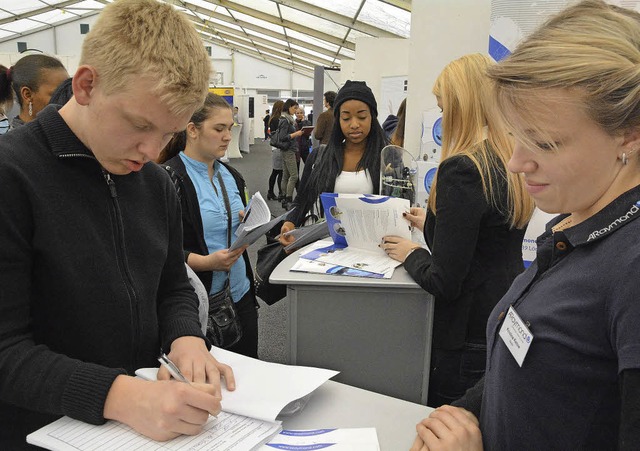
[498,305,533,367]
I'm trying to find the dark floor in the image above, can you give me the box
[229,139,293,364]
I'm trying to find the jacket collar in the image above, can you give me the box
[37,105,95,159]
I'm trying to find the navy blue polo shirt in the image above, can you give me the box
[480,185,640,450]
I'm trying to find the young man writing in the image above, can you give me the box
[0,0,234,447]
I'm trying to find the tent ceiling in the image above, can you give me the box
[0,0,411,77]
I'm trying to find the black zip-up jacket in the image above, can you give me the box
[0,106,205,447]
[163,154,255,295]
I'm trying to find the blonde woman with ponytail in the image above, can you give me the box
[382,53,534,409]
[411,2,640,450]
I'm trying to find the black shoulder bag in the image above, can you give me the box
[206,171,243,349]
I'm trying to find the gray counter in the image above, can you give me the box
[271,246,434,404]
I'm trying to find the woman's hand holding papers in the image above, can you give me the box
[410,405,483,451]
[381,235,422,263]
[279,221,297,248]
[404,207,426,232]
[187,247,247,272]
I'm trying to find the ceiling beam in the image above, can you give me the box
[197,31,314,78]
[0,0,82,26]
[378,0,411,12]
[0,10,101,44]
[268,0,398,38]
[186,0,355,51]
[194,23,335,68]
[197,26,317,71]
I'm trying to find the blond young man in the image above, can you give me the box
[0,0,234,447]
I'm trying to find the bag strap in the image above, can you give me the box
[163,165,183,203]
[214,165,233,284]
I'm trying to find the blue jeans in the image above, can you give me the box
[427,343,486,408]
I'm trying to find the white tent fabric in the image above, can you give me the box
[0,0,411,77]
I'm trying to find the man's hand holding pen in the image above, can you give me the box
[103,336,235,441]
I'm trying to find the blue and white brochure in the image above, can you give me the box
[261,427,380,450]
[320,193,411,251]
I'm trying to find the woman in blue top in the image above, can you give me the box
[159,93,258,358]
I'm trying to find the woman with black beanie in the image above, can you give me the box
[279,80,388,241]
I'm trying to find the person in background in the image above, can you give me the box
[1,54,69,130]
[307,109,313,123]
[267,100,284,201]
[275,98,303,209]
[411,1,640,450]
[263,108,270,140]
[313,90,336,145]
[390,98,407,147]
[0,65,11,135]
[48,77,73,106]
[158,93,259,359]
[295,106,312,163]
[382,54,534,408]
[382,97,406,142]
[279,80,387,238]
[233,106,239,124]
[0,1,233,448]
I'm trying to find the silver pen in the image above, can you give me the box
[158,352,190,383]
[158,352,219,419]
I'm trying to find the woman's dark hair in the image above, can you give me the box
[158,92,232,163]
[48,77,73,106]
[0,65,12,105]
[283,98,298,112]
[5,54,66,106]
[295,102,388,216]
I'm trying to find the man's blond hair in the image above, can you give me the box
[80,0,210,115]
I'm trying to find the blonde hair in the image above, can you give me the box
[489,0,640,151]
[80,0,211,116]
[429,53,534,229]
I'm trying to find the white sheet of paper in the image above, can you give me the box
[259,428,380,451]
[27,411,281,451]
[238,191,270,232]
[136,347,339,422]
[335,196,411,250]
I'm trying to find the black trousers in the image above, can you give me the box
[427,343,486,408]
[226,289,259,358]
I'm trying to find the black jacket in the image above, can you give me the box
[404,154,525,350]
[0,106,204,446]
[163,155,255,294]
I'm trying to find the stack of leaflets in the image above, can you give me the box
[293,193,412,278]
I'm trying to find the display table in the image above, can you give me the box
[271,248,434,404]
[281,380,432,450]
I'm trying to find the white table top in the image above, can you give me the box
[280,380,432,450]
[270,244,422,289]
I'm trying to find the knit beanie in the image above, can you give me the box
[333,80,378,118]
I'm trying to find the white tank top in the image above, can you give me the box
[333,169,374,194]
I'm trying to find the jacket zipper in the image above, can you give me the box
[59,153,141,367]
[102,170,140,369]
